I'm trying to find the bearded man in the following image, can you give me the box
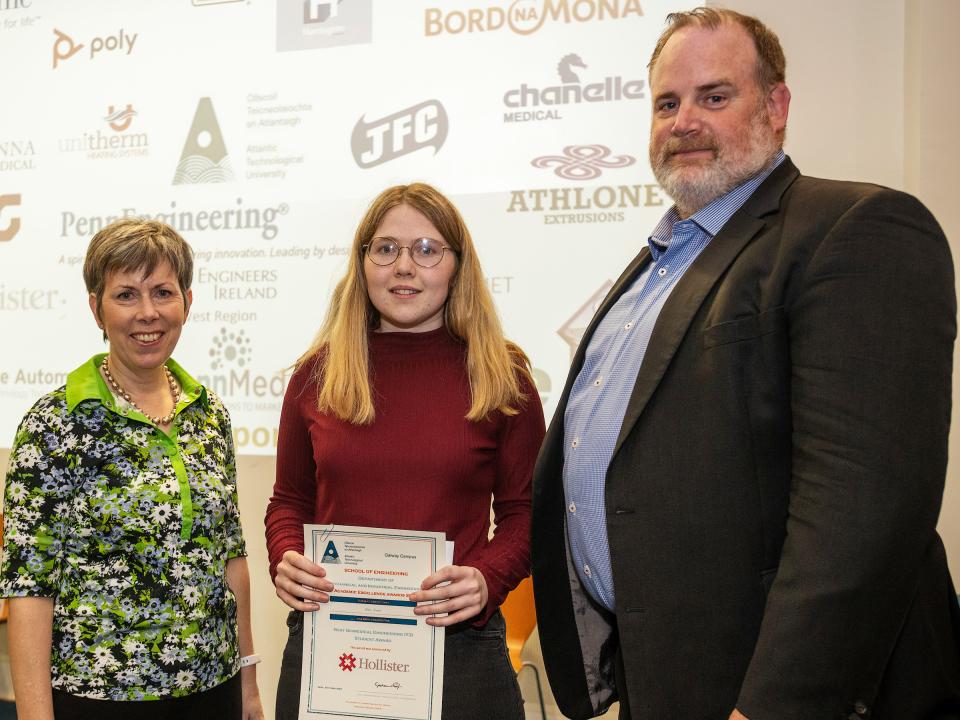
[531,7,960,720]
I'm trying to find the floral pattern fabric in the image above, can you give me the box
[0,354,246,700]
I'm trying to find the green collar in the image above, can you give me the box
[65,353,208,414]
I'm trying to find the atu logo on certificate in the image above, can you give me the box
[300,524,446,720]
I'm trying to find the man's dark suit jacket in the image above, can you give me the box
[531,158,960,720]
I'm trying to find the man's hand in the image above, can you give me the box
[729,710,749,720]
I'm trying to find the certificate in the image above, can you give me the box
[299,524,446,720]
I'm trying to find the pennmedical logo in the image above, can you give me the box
[276,0,372,51]
[210,328,252,370]
[351,100,447,169]
[173,97,234,184]
[0,193,21,242]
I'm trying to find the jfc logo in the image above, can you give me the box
[351,100,447,169]
[531,145,635,180]
[173,97,234,184]
[0,193,21,242]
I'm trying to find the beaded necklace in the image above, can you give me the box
[101,355,180,425]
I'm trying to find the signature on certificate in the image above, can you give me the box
[375,682,402,690]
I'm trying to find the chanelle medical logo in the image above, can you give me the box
[425,0,643,36]
[503,53,646,123]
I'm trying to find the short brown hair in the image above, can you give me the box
[83,218,193,337]
[648,7,786,90]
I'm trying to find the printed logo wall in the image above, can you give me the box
[0,0,686,454]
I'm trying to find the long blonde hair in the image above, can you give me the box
[298,183,531,425]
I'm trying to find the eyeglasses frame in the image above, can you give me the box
[360,236,457,269]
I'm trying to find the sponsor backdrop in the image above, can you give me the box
[0,0,686,455]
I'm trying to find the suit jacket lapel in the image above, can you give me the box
[610,159,801,459]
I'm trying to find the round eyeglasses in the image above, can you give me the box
[362,237,455,268]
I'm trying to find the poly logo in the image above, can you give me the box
[531,145,635,180]
[105,105,137,132]
[52,28,138,69]
[173,97,234,184]
[351,100,447,169]
[0,194,21,242]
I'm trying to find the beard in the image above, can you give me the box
[650,106,781,218]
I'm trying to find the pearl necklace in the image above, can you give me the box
[101,356,180,426]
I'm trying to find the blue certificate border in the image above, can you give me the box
[304,528,440,720]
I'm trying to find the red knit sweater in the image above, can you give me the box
[265,327,545,621]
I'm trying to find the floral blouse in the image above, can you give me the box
[0,354,246,700]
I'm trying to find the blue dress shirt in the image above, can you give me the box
[563,151,786,611]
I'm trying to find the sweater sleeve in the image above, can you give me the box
[264,364,318,583]
[471,372,546,622]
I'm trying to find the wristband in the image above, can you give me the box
[239,654,261,668]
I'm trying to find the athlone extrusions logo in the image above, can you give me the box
[508,145,665,224]
[338,652,411,673]
[0,193,21,242]
[425,0,642,36]
[503,53,645,122]
[531,145,635,180]
[351,100,447,169]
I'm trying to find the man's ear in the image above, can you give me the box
[767,82,791,135]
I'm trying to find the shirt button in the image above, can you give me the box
[658,267,667,277]
[583,563,592,578]
[570,437,579,449]
[624,321,632,330]
[593,376,603,387]
[568,501,576,513]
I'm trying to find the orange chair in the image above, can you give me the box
[501,576,547,719]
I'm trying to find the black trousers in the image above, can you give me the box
[277,609,524,720]
[51,672,241,720]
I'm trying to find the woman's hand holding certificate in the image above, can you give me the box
[409,565,489,626]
